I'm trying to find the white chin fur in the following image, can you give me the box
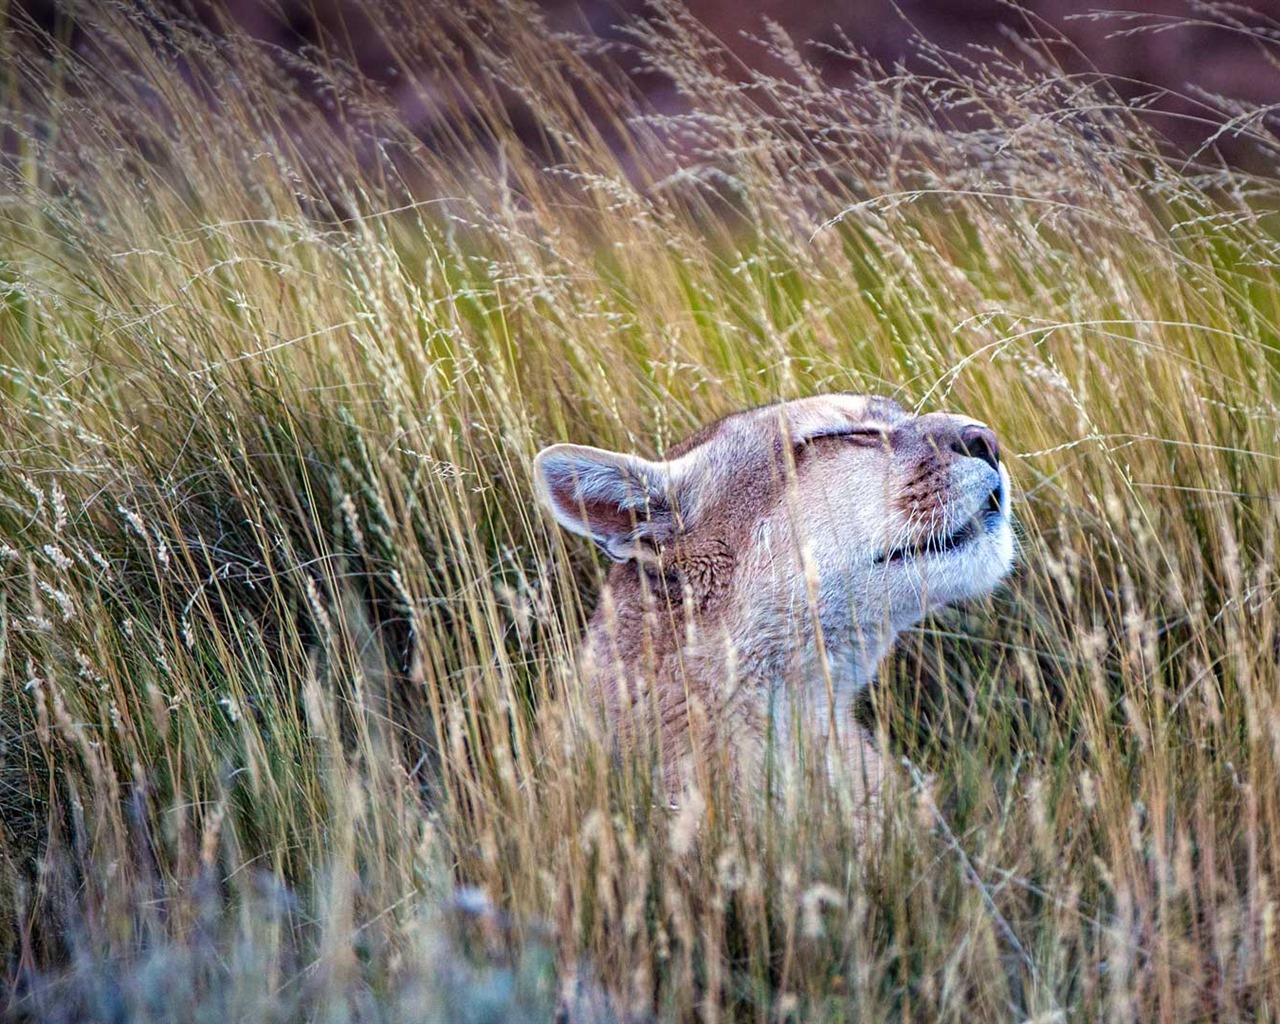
[893,457,1016,611]
[909,511,1015,609]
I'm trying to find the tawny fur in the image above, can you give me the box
[535,394,1015,806]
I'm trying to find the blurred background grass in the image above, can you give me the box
[2,1,1280,1020]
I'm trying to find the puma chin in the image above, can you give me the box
[879,466,1015,612]
[534,393,1016,802]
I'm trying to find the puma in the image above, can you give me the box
[535,394,1015,805]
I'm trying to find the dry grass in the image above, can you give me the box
[2,1,1280,1020]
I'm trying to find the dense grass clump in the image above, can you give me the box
[2,2,1280,1019]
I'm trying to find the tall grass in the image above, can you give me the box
[2,1,1279,1019]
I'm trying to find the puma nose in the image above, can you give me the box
[952,424,1000,471]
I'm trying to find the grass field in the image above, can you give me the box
[3,2,1280,1020]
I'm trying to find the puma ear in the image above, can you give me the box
[533,443,682,561]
